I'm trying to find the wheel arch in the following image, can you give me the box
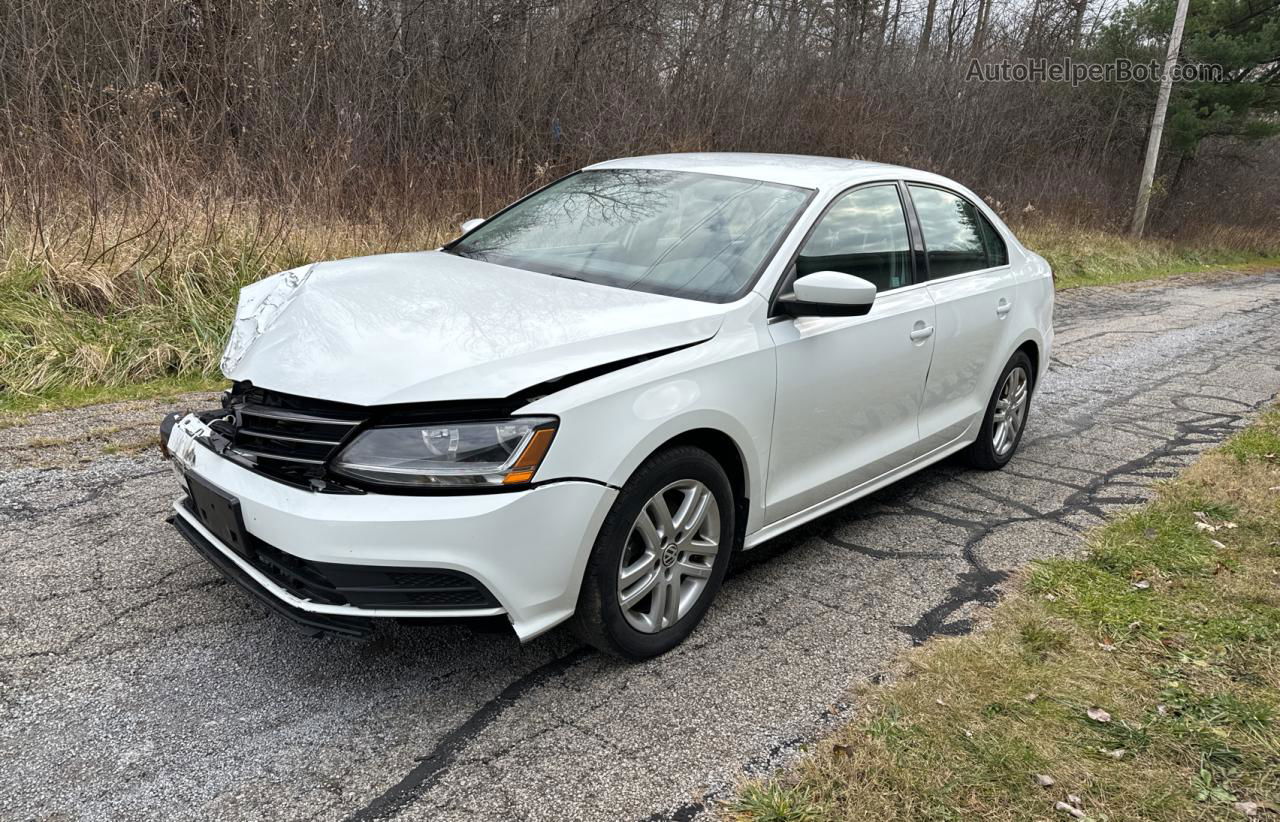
[1014,338,1040,388]
[621,425,753,557]
[656,428,749,551]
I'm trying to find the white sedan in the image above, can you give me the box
[161,153,1053,659]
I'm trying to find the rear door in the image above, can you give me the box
[907,184,1019,450]
[765,183,936,524]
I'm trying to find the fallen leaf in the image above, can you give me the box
[1068,794,1083,807]
[1087,707,1112,723]
[1132,580,1151,590]
[832,744,853,758]
[1195,521,1215,532]
[1210,539,1227,549]
[1234,802,1259,817]
[1055,800,1086,819]
[1034,773,1056,787]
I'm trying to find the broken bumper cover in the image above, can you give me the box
[166,417,617,641]
[171,513,375,637]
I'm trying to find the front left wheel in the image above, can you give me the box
[571,446,735,660]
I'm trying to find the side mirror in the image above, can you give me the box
[777,271,877,317]
[460,217,485,233]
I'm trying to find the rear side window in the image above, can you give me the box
[795,185,912,292]
[908,185,991,279]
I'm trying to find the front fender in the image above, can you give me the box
[521,299,775,535]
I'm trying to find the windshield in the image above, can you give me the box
[446,169,812,302]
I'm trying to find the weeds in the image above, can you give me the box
[1022,222,1280,289]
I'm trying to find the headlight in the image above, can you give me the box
[331,417,557,487]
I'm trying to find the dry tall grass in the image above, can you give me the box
[0,193,459,397]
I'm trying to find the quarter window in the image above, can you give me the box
[908,185,990,279]
[976,211,1009,267]
[795,185,912,292]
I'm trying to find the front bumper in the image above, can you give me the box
[167,421,617,640]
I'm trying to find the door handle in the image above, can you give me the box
[996,298,1012,317]
[909,324,934,342]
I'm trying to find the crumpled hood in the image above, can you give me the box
[221,250,728,406]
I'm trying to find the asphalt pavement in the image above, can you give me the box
[3,270,1279,821]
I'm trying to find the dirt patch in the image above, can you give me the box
[0,391,220,470]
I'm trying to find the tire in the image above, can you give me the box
[571,446,735,660]
[963,350,1034,470]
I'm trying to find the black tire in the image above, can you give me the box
[571,446,735,660]
[963,350,1034,470]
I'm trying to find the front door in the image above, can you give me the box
[765,183,936,524]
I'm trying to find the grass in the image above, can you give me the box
[729,407,1280,822]
[0,205,1277,411]
[0,374,225,416]
[0,204,453,408]
[1022,223,1280,289]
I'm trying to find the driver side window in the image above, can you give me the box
[795,185,912,293]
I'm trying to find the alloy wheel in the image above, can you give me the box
[616,479,721,633]
[992,365,1030,456]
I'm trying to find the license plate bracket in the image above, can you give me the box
[184,472,253,559]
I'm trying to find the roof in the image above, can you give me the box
[584,152,920,190]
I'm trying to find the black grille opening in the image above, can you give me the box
[311,561,500,609]
[252,540,350,606]
[225,386,367,486]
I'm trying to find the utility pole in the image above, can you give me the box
[1131,0,1190,238]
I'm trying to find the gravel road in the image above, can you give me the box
[3,271,1279,822]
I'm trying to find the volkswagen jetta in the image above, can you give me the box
[161,153,1053,658]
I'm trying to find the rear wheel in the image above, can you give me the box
[964,351,1033,470]
[571,446,734,659]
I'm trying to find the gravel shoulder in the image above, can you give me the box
[2,271,1279,822]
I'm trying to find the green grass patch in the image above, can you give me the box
[729,408,1280,822]
[1222,412,1280,464]
[1020,224,1280,290]
[0,374,225,416]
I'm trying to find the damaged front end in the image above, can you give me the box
[161,384,383,494]
[220,264,314,374]
[162,330,707,496]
